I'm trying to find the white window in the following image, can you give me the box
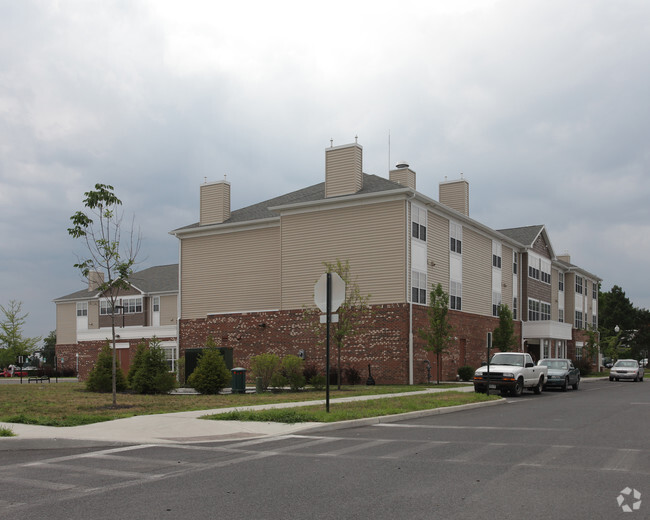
[100,299,112,315]
[592,281,597,300]
[513,297,518,320]
[450,280,462,310]
[492,291,502,317]
[163,345,177,372]
[558,272,564,292]
[575,342,583,361]
[558,309,564,323]
[450,222,462,254]
[123,297,143,314]
[492,242,502,269]
[513,252,518,275]
[540,259,551,284]
[592,314,597,329]
[411,205,427,242]
[76,302,88,317]
[528,299,540,321]
[411,270,427,305]
[528,256,540,280]
[575,310,583,329]
[575,276,583,294]
[153,296,160,312]
[540,302,551,321]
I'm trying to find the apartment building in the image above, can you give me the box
[171,140,600,384]
[54,264,178,379]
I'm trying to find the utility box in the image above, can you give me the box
[231,367,247,394]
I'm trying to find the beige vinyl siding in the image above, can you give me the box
[181,226,280,318]
[462,228,492,315]
[427,211,450,291]
[439,180,469,216]
[88,300,99,329]
[502,245,513,309]
[56,303,76,344]
[160,295,178,326]
[551,268,560,321]
[281,200,406,309]
[325,144,363,198]
[200,182,230,225]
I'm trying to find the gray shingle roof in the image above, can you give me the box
[497,225,544,247]
[173,173,405,232]
[54,264,178,302]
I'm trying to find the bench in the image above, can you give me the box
[28,376,50,383]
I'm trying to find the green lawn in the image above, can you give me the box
[205,391,499,423]
[0,382,469,427]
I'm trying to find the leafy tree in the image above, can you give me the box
[42,330,56,368]
[68,183,141,406]
[323,259,371,389]
[187,338,231,394]
[130,339,177,394]
[86,343,127,393]
[598,285,636,337]
[492,304,516,352]
[418,283,453,384]
[0,300,41,368]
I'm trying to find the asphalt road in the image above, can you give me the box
[1,379,648,519]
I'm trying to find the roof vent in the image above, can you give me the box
[395,161,409,169]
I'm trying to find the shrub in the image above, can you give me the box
[282,355,305,391]
[343,366,361,385]
[309,373,326,390]
[250,353,280,391]
[573,357,593,377]
[270,371,288,392]
[187,348,231,395]
[458,365,475,382]
[131,342,177,395]
[127,342,148,389]
[176,356,186,386]
[303,363,319,384]
[86,344,127,393]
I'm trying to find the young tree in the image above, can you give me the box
[0,300,41,368]
[42,330,56,368]
[323,259,371,390]
[187,338,231,395]
[492,304,516,352]
[68,184,141,406]
[418,283,453,384]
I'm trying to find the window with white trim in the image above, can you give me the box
[540,259,551,284]
[450,280,462,310]
[575,276,583,294]
[540,301,551,321]
[411,205,427,242]
[592,281,597,300]
[513,252,518,275]
[76,302,88,317]
[558,308,564,323]
[513,297,518,320]
[575,310,583,329]
[528,299,540,321]
[100,299,112,315]
[153,296,160,312]
[492,242,502,269]
[575,343,583,361]
[123,297,143,314]
[450,222,462,254]
[492,291,502,317]
[592,314,597,329]
[411,270,427,305]
[163,345,177,372]
[558,272,564,292]
[528,256,540,281]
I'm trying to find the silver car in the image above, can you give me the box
[609,359,644,382]
[538,358,580,391]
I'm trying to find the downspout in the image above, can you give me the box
[406,193,416,385]
[176,236,182,382]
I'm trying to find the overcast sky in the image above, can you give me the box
[1,0,649,342]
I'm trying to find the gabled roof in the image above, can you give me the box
[54,264,178,302]
[497,225,545,246]
[172,174,404,232]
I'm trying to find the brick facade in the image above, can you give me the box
[179,304,522,384]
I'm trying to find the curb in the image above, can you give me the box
[296,398,506,435]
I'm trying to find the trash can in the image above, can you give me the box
[231,367,247,394]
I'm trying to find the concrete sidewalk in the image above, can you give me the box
[0,386,484,449]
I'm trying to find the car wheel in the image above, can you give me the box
[609,377,614,381]
[561,377,569,392]
[533,378,543,395]
[511,378,524,397]
[634,374,639,382]
[572,378,580,390]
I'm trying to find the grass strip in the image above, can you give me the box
[204,391,500,424]
[0,382,468,427]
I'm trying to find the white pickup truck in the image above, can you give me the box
[473,352,548,397]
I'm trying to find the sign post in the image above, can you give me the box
[314,272,345,412]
